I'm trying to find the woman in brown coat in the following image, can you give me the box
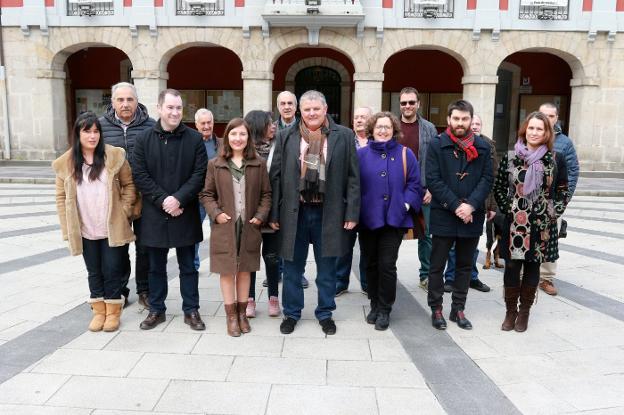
[200,118,272,336]
[52,111,137,333]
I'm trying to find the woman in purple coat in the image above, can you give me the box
[358,112,423,330]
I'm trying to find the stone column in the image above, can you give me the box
[132,70,168,119]
[242,71,274,115]
[353,72,384,112]
[462,75,498,139]
[569,77,602,170]
[340,82,351,127]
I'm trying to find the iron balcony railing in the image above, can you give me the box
[519,0,569,20]
[404,0,454,18]
[176,0,226,15]
[67,0,114,16]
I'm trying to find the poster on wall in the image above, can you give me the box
[75,89,111,117]
[180,90,207,123]
[206,90,243,123]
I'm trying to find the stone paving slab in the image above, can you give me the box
[128,353,234,381]
[227,356,326,385]
[266,384,378,415]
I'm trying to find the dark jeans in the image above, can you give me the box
[418,204,432,281]
[282,204,337,321]
[148,244,199,314]
[336,228,367,291]
[250,231,281,299]
[82,238,126,300]
[428,235,479,310]
[504,260,540,287]
[121,217,150,296]
[359,226,404,313]
[444,245,479,282]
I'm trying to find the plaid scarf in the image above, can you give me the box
[299,118,329,203]
[446,127,478,162]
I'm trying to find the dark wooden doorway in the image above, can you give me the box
[295,66,341,124]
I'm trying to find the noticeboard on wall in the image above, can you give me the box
[75,89,111,117]
[179,90,244,123]
[428,93,462,128]
[180,90,207,123]
[518,95,569,129]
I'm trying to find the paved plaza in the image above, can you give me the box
[0,176,623,414]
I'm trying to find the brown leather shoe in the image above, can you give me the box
[184,311,206,331]
[140,312,166,330]
[539,280,557,296]
[138,292,150,309]
[237,302,251,334]
[224,303,241,337]
[483,251,492,269]
[501,286,521,331]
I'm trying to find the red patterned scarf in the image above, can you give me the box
[446,127,478,162]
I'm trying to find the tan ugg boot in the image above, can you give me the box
[103,298,124,332]
[88,298,106,332]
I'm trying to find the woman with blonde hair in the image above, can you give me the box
[53,111,138,332]
[200,118,272,336]
[493,111,569,332]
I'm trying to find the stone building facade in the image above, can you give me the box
[1,0,623,170]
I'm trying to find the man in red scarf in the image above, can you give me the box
[425,100,493,331]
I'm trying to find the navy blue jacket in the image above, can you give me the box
[426,132,493,237]
[358,139,423,230]
[553,127,579,196]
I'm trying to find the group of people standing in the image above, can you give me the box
[53,82,576,337]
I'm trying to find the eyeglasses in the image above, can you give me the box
[400,100,417,106]
[374,125,393,131]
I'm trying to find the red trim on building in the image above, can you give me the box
[235,0,244,6]
[0,0,23,6]
[44,0,53,6]
[499,0,508,10]
[124,0,132,6]
[382,0,392,8]
[582,0,592,11]
[618,0,624,11]
[467,0,477,10]
[154,0,163,6]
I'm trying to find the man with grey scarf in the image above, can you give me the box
[269,90,360,335]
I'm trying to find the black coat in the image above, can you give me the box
[269,118,360,261]
[132,121,208,248]
[99,103,156,164]
[426,132,493,238]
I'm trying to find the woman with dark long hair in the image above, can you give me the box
[200,118,272,336]
[52,111,138,332]
[493,111,569,332]
[244,110,282,318]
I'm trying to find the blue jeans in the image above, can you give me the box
[444,245,479,282]
[282,204,337,321]
[418,204,432,281]
[335,228,367,291]
[148,244,199,314]
[194,205,208,270]
[82,238,126,300]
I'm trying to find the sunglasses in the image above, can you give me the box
[400,100,417,106]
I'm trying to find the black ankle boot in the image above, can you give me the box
[431,305,447,330]
[375,312,390,331]
[449,307,473,330]
[366,302,378,324]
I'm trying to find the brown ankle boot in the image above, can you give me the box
[237,302,251,333]
[88,299,106,332]
[501,286,521,331]
[515,284,537,332]
[494,248,504,268]
[483,251,492,269]
[224,303,241,337]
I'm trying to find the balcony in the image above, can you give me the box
[67,0,114,16]
[404,0,454,18]
[519,0,568,20]
[262,0,364,25]
[176,0,225,16]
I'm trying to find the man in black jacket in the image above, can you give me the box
[99,82,156,309]
[426,100,493,331]
[132,89,208,331]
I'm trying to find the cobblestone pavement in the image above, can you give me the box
[0,183,623,414]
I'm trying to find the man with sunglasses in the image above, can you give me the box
[398,87,438,290]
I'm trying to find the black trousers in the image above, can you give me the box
[359,226,404,313]
[82,238,126,300]
[504,260,540,287]
[121,217,150,297]
[250,231,281,299]
[427,235,479,310]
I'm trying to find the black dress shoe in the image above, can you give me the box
[319,318,336,335]
[301,276,310,289]
[431,306,447,330]
[375,312,390,331]
[280,317,297,334]
[443,283,453,293]
[140,312,166,330]
[184,311,206,331]
[366,306,378,325]
[449,309,473,330]
[470,279,491,292]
